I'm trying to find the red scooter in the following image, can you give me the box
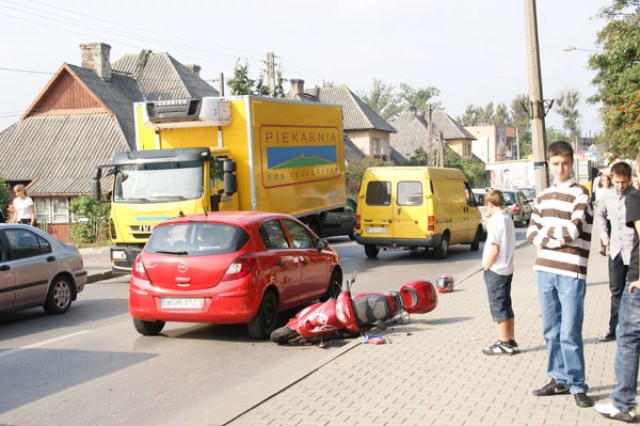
[271,272,438,345]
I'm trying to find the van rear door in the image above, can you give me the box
[360,178,394,238]
[393,178,428,239]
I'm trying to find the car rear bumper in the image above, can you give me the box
[355,234,442,248]
[128,276,260,324]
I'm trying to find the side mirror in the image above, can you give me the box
[224,173,237,196]
[316,238,328,251]
[92,167,102,201]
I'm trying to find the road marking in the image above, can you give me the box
[0,330,91,358]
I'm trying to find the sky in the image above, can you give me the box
[0,0,607,136]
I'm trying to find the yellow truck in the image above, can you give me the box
[93,96,346,272]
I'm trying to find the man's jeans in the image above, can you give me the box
[608,253,628,332]
[611,283,640,412]
[537,271,588,394]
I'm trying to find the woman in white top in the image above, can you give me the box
[11,184,36,226]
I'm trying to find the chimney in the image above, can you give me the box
[288,78,305,99]
[80,42,112,82]
[185,64,201,77]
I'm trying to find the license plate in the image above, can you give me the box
[160,298,205,309]
[366,227,388,234]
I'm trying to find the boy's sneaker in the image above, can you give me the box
[509,339,520,354]
[482,340,514,356]
[595,402,637,422]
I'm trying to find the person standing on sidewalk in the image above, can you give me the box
[526,140,594,408]
[596,161,637,342]
[481,189,517,356]
[594,159,640,423]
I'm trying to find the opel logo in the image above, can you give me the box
[177,262,188,273]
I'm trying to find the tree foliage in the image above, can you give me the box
[227,59,285,97]
[589,0,640,157]
[407,147,488,187]
[0,175,10,221]
[554,89,581,140]
[359,80,441,120]
[69,195,110,244]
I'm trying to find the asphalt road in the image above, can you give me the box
[0,235,511,425]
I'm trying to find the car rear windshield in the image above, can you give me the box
[145,223,249,255]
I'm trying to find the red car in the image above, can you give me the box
[129,211,343,339]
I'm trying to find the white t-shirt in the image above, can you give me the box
[13,196,34,221]
[482,209,515,276]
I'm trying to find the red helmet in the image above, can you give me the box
[436,274,454,293]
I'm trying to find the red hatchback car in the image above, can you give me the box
[129,211,343,339]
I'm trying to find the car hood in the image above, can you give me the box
[140,252,238,290]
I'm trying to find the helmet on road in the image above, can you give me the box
[436,274,454,293]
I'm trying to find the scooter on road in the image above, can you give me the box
[271,272,438,345]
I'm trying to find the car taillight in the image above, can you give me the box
[222,255,257,281]
[513,203,520,213]
[428,216,434,232]
[355,214,361,231]
[132,255,150,281]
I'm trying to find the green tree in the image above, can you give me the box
[68,195,110,244]
[408,147,486,187]
[359,79,402,120]
[226,60,255,95]
[494,103,512,126]
[589,0,640,157]
[511,94,532,158]
[398,83,442,111]
[554,89,581,141]
[345,157,393,198]
[0,175,10,221]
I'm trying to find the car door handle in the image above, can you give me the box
[46,256,56,262]
[0,265,9,271]
[299,256,309,265]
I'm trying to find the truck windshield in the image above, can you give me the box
[113,160,203,203]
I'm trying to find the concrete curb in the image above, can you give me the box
[86,270,114,284]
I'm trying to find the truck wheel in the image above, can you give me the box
[247,291,278,340]
[434,233,449,260]
[470,227,482,251]
[364,244,379,259]
[133,318,165,335]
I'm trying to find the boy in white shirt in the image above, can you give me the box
[481,189,517,355]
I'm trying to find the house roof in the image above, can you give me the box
[389,109,476,159]
[0,46,220,197]
[305,86,396,133]
[0,113,129,195]
[343,134,366,163]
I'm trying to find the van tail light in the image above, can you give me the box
[222,254,257,281]
[355,214,361,231]
[428,216,434,232]
[513,203,521,213]
[132,255,150,281]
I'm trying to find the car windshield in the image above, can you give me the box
[145,222,249,255]
[503,192,516,205]
[113,161,203,203]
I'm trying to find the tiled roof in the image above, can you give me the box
[390,109,476,160]
[343,134,366,163]
[308,86,396,133]
[0,113,129,195]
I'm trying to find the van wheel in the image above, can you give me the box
[470,227,482,251]
[434,233,449,259]
[364,244,379,259]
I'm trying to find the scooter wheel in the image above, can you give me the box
[271,326,298,344]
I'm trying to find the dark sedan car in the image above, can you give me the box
[317,198,357,240]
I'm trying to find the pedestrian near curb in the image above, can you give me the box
[526,141,594,408]
[596,161,637,342]
[481,189,517,356]
[594,156,640,423]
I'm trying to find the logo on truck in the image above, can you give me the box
[260,125,341,188]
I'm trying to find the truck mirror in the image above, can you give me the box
[92,167,102,201]
[224,173,237,195]
[223,160,237,173]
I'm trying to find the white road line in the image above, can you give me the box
[0,330,91,359]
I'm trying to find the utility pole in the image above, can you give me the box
[524,0,549,191]
[219,72,225,96]
[438,132,444,167]
[266,52,276,97]
[427,105,435,167]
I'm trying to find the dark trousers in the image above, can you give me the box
[608,253,628,332]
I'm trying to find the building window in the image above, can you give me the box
[35,197,71,224]
[371,139,381,157]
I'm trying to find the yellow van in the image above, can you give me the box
[355,167,483,259]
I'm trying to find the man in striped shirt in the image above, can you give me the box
[527,141,594,408]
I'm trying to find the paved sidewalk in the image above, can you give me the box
[79,246,114,283]
[227,237,625,425]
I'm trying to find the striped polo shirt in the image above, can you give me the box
[526,178,593,279]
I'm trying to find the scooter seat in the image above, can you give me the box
[353,295,392,325]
